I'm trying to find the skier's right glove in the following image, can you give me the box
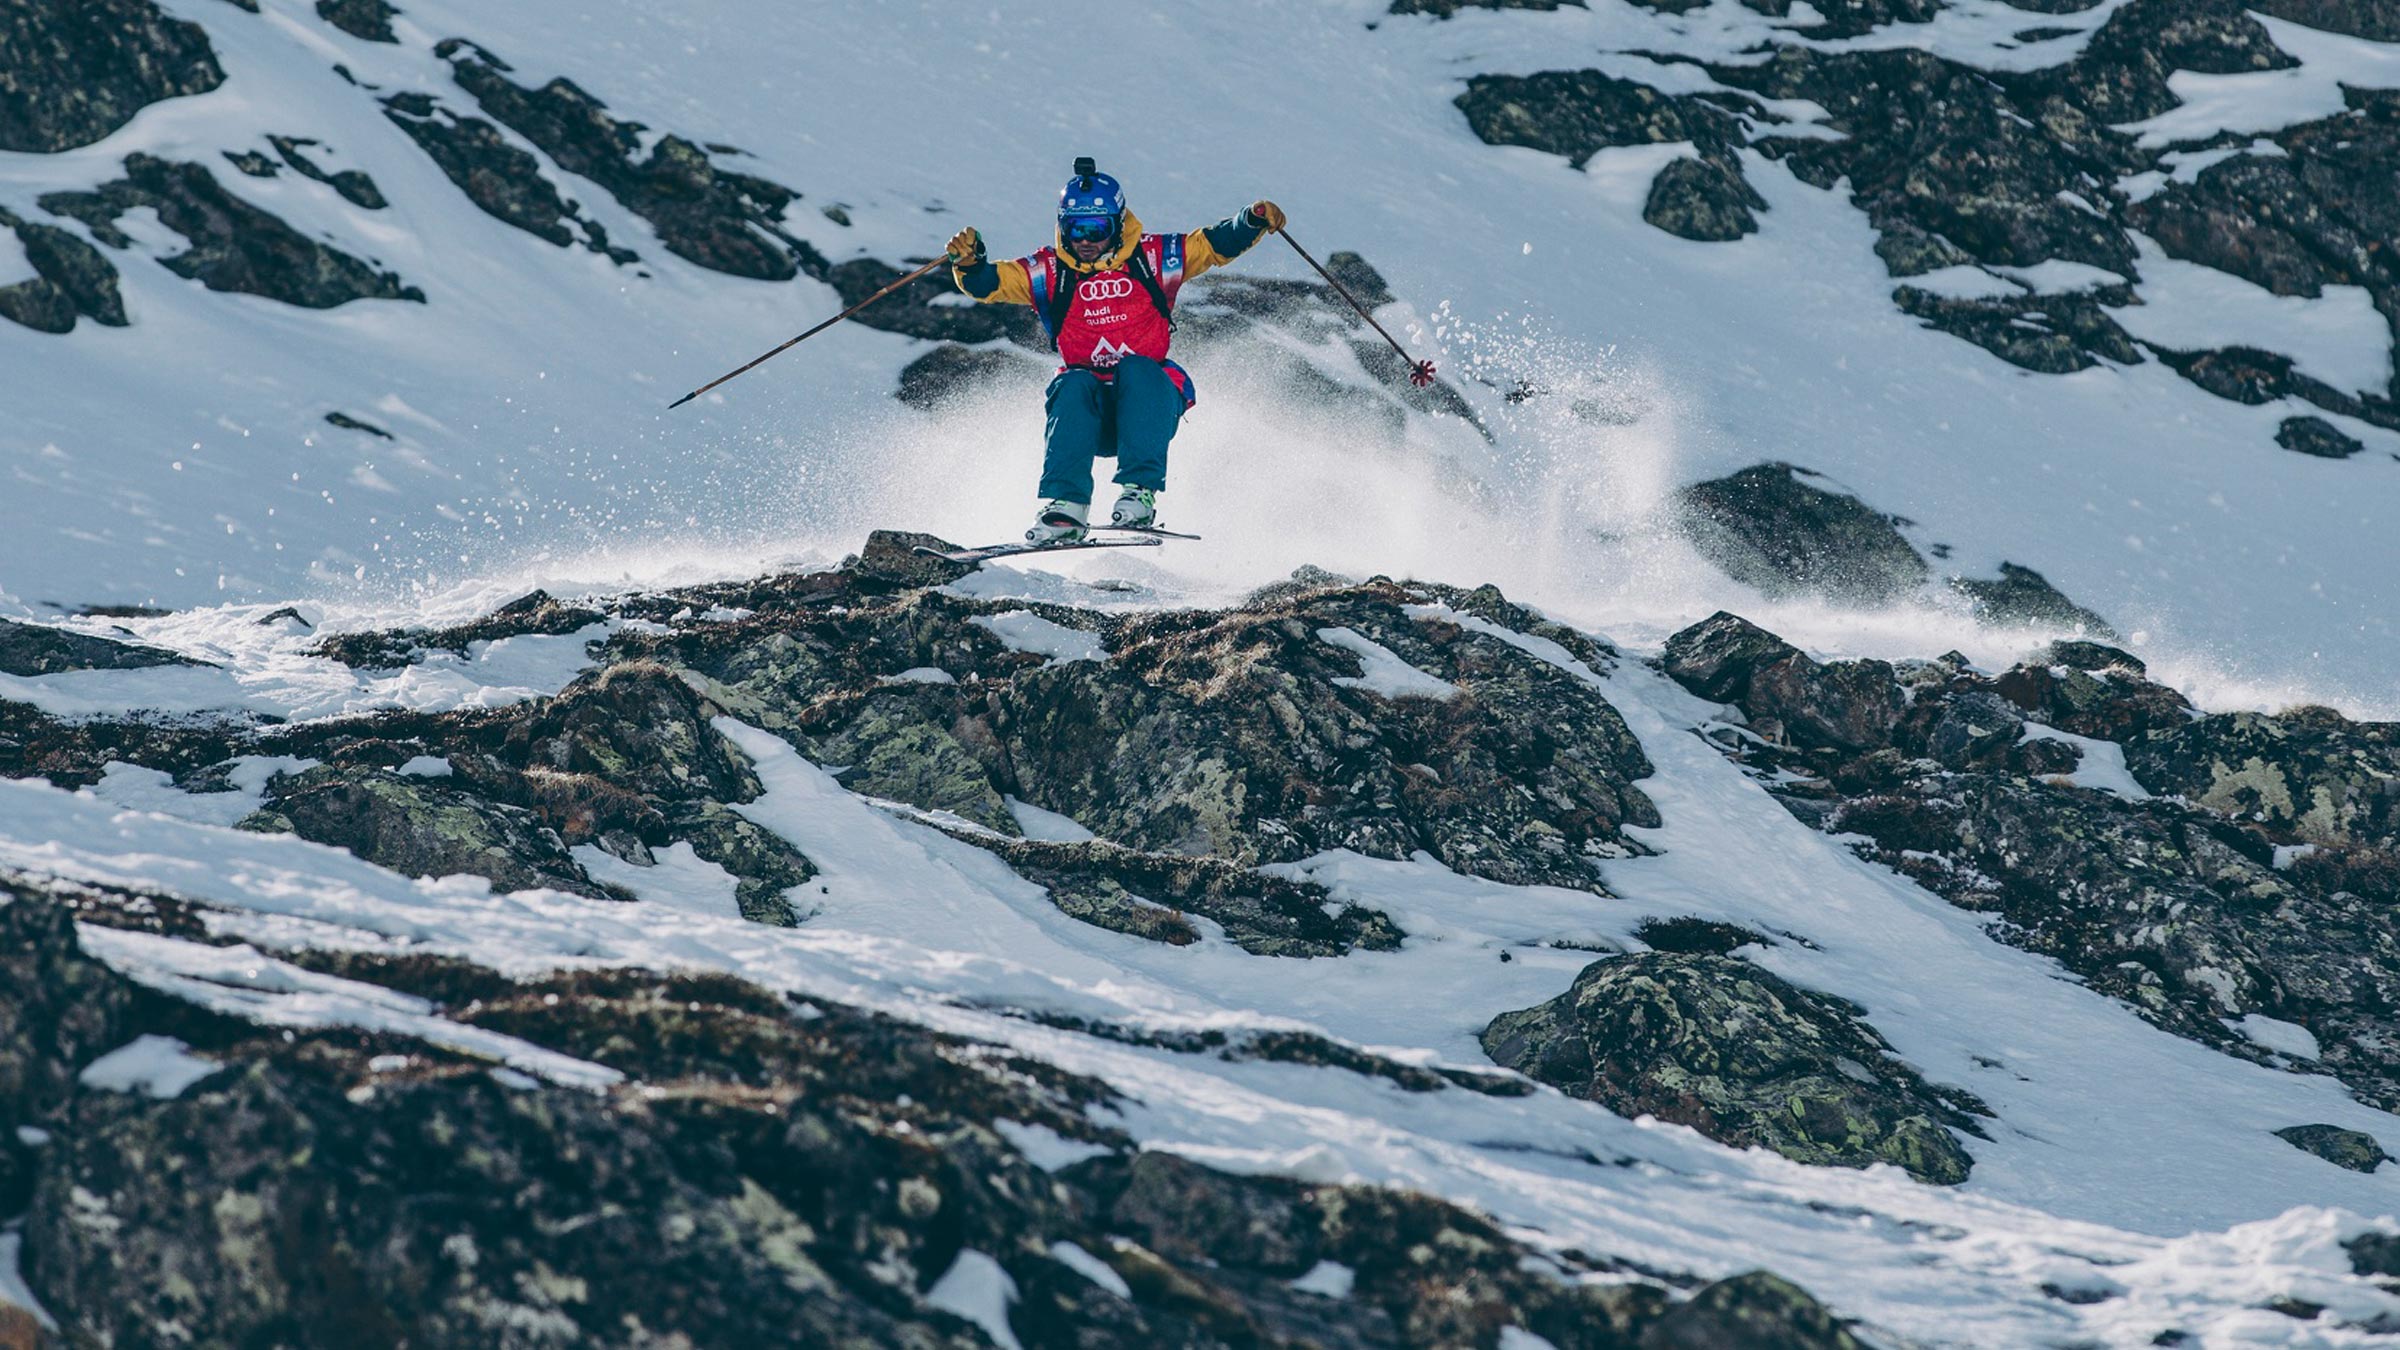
[947,226,986,267]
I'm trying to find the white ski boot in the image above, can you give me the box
[1025,499,1089,546]
[1110,485,1158,530]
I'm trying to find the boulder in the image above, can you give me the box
[1644,155,1766,242]
[0,0,223,153]
[1663,614,1904,754]
[314,0,397,42]
[2275,1124,2390,1173]
[1676,463,1929,606]
[251,765,617,900]
[0,617,194,677]
[1949,562,2116,636]
[2276,416,2365,459]
[896,342,1048,410]
[1482,952,1983,1182]
[2123,708,2400,846]
[0,208,127,334]
[0,878,137,1213]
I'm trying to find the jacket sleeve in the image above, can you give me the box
[954,256,1034,306]
[1183,207,1272,281]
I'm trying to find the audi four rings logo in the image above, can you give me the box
[1077,276,1136,301]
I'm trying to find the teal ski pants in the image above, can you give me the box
[1041,356,1185,505]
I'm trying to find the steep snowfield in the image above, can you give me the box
[6,0,2400,1342]
[3,0,2397,711]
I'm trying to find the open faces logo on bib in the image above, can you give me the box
[1088,337,1137,367]
[1077,276,1136,302]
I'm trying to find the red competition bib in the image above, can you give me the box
[1029,234,1186,373]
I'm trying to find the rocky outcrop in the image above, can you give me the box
[249,764,626,900]
[313,587,604,669]
[1,879,1865,1350]
[0,208,127,334]
[0,0,224,153]
[2275,1123,2391,1173]
[0,616,195,677]
[896,342,1049,410]
[266,135,387,209]
[828,255,1040,344]
[1893,284,2143,374]
[1390,0,1586,15]
[1645,154,1766,242]
[1662,611,2400,1112]
[39,154,423,307]
[315,0,398,42]
[2277,416,2366,459]
[1483,951,1987,1182]
[1948,561,2115,635]
[382,92,636,262]
[2253,0,2400,38]
[440,41,823,282]
[1676,463,1930,606]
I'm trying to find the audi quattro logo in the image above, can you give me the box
[1077,276,1136,301]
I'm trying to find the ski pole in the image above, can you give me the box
[1276,229,1437,388]
[668,255,953,409]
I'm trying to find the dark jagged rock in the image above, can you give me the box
[268,135,387,209]
[895,342,1048,410]
[1634,916,1773,955]
[314,0,398,42]
[1677,464,1929,606]
[1456,69,1756,168]
[382,92,635,262]
[1662,616,1906,755]
[2123,707,2400,847]
[2151,346,2396,429]
[248,765,622,900]
[1739,0,1943,39]
[1725,47,2144,277]
[1645,154,1766,242]
[442,42,822,282]
[38,155,422,307]
[2275,1124,2390,1173]
[0,876,138,1213]
[2277,416,2364,460]
[2253,0,2400,37]
[6,882,1859,1350]
[1483,952,1985,1182]
[0,0,224,153]
[1894,284,2143,374]
[313,588,605,668]
[2022,0,2297,126]
[1670,613,2400,1111]
[1949,561,2116,635]
[0,207,127,334]
[1389,0,1585,14]
[0,616,194,677]
[221,147,277,176]
[323,410,392,439]
[846,527,977,587]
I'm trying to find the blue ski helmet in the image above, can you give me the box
[1058,156,1124,243]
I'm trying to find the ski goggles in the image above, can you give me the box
[1060,214,1116,243]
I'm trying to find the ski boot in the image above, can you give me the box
[1110,485,1158,530]
[1025,499,1089,546]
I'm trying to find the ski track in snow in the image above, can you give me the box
[3,605,2397,1344]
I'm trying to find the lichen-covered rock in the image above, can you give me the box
[2275,1123,2391,1173]
[1644,154,1766,242]
[39,154,422,307]
[1949,561,2116,635]
[0,877,137,1213]
[382,92,634,262]
[1482,952,1984,1182]
[313,587,604,669]
[1739,0,1942,38]
[0,0,224,153]
[1894,284,2144,374]
[314,0,398,42]
[2277,416,2365,459]
[0,616,194,677]
[252,765,618,900]
[2123,707,2400,846]
[895,342,1049,410]
[266,135,386,209]
[1663,613,1904,753]
[1676,463,1929,606]
[442,41,822,282]
[1457,69,1756,168]
[0,208,127,334]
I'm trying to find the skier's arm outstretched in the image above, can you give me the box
[944,200,1284,303]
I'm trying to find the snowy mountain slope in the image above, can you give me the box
[1,0,2396,710]
[6,0,2400,1344]
[4,542,2400,1345]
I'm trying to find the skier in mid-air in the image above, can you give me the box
[946,158,1285,545]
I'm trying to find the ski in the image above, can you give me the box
[1094,524,1201,541]
[915,535,1166,565]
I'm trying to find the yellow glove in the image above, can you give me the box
[1245,200,1286,232]
[947,226,985,266]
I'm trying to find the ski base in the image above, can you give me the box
[916,535,1166,565]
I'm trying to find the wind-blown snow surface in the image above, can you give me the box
[4,599,2399,1344]
[1,0,2396,715]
